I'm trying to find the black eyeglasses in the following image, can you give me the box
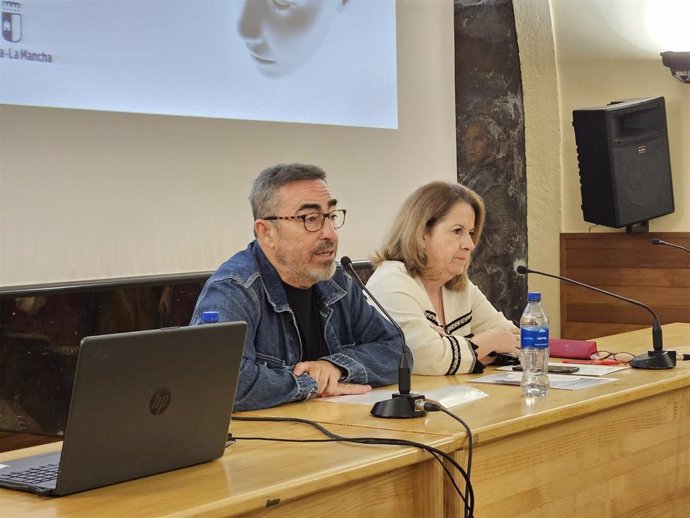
[262,209,347,232]
[590,351,636,363]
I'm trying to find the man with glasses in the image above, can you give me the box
[191,163,402,411]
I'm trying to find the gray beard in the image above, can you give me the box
[275,249,337,287]
[309,260,337,283]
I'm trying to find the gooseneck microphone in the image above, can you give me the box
[651,238,690,254]
[340,256,426,418]
[516,265,676,369]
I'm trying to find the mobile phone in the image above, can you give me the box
[512,365,580,374]
[493,353,521,366]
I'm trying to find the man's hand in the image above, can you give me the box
[293,360,372,397]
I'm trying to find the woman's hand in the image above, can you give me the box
[470,328,521,364]
[430,323,446,337]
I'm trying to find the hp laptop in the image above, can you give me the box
[0,322,246,496]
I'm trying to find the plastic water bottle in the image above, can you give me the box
[520,292,549,397]
[201,311,219,324]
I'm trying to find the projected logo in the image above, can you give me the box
[2,1,21,43]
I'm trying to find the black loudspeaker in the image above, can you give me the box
[572,97,674,230]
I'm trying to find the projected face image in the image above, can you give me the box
[238,0,348,78]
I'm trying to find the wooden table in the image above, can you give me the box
[2,323,689,517]
[243,323,690,517]
[0,419,454,517]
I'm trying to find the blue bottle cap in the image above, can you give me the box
[527,292,542,302]
[201,311,220,324]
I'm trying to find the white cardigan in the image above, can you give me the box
[366,260,515,375]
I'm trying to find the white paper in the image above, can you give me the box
[320,385,488,408]
[471,372,617,391]
[496,363,629,377]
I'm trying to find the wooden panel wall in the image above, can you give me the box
[560,232,690,339]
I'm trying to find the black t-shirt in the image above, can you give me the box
[283,283,329,361]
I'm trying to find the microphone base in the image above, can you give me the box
[370,392,427,419]
[630,350,677,369]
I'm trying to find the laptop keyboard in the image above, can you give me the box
[0,463,59,484]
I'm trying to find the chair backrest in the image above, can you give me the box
[348,259,375,284]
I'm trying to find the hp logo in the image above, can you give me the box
[149,388,171,415]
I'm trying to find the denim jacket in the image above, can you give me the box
[190,241,403,411]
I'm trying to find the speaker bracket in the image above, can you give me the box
[625,220,649,234]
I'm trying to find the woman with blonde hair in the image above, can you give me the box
[366,181,519,375]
